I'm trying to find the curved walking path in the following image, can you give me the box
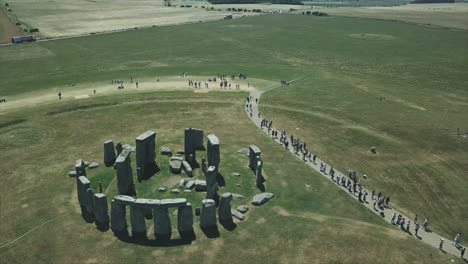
[246,87,465,259]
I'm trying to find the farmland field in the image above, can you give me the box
[0,11,467,264]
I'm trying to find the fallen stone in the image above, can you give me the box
[170,189,180,194]
[370,146,377,154]
[237,205,249,213]
[232,193,244,200]
[161,147,172,156]
[68,171,77,177]
[185,180,195,189]
[232,172,241,177]
[231,209,245,220]
[252,193,274,206]
[158,187,167,192]
[88,162,100,169]
[170,158,182,174]
[182,160,193,177]
[179,179,186,188]
[184,189,192,193]
[238,148,249,156]
[236,184,241,187]
[195,180,207,192]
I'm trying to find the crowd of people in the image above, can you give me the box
[245,92,466,259]
[0,98,6,103]
[187,73,246,90]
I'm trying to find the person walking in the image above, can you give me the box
[454,233,461,247]
[461,247,465,259]
[415,214,418,224]
[415,224,420,236]
[423,217,429,231]
[406,220,411,233]
[439,238,444,250]
[391,213,396,225]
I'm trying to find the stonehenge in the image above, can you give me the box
[75,159,86,177]
[207,134,220,171]
[77,175,94,221]
[170,156,183,174]
[136,131,158,182]
[200,199,217,229]
[252,193,274,206]
[219,193,233,223]
[255,159,266,188]
[248,145,261,171]
[178,202,194,239]
[205,166,219,200]
[184,128,204,167]
[115,148,136,196]
[103,140,116,167]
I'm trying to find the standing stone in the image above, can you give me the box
[104,140,116,167]
[115,148,135,195]
[207,134,220,171]
[200,199,217,229]
[178,202,194,239]
[115,143,123,156]
[85,187,95,217]
[130,203,146,238]
[75,159,86,177]
[184,128,203,166]
[110,199,127,235]
[77,176,90,209]
[94,193,109,230]
[219,193,233,223]
[248,145,261,171]
[255,160,266,187]
[182,160,193,177]
[206,166,219,199]
[154,207,171,240]
[136,131,158,182]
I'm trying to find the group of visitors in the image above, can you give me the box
[0,98,6,103]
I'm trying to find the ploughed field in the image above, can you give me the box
[0,14,467,263]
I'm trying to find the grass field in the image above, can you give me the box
[0,8,23,44]
[0,13,467,263]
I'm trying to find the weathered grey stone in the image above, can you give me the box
[115,149,135,195]
[94,193,109,229]
[154,207,171,240]
[135,198,156,219]
[237,205,249,213]
[206,166,219,199]
[232,172,241,177]
[231,209,245,220]
[170,189,180,194]
[238,148,249,156]
[104,140,116,167]
[122,144,136,152]
[184,128,204,164]
[200,199,217,229]
[232,193,244,200]
[161,198,187,208]
[170,156,182,174]
[77,176,90,209]
[114,195,136,206]
[130,204,146,236]
[251,193,274,206]
[68,171,77,177]
[85,187,95,216]
[88,162,100,169]
[370,146,377,154]
[179,179,186,188]
[184,189,192,193]
[176,150,185,155]
[207,134,220,171]
[75,159,86,177]
[185,180,195,189]
[195,180,207,192]
[158,187,167,192]
[255,160,266,187]
[83,161,91,167]
[219,192,233,223]
[178,202,194,238]
[236,184,241,187]
[182,160,193,177]
[160,146,172,156]
[249,145,261,170]
[110,199,127,234]
[136,131,158,182]
[115,143,123,156]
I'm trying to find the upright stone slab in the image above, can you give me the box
[178,202,194,238]
[255,160,266,187]
[110,199,127,235]
[219,192,233,223]
[248,145,261,171]
[184,128,203,166]
[130,203,146,238]
[115,149,135,195]
[85,187,95,216]
[136,131,158,182]
[115,143,123,156]
[75,159,86,177]
[200,199,217,229]
[206,166,219,199]
[154,207,171,240]
[94,193,109,229]
[207,134,220,170]
[77,176,90,209]
[104,140,116,167]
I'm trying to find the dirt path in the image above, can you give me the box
[247,85,466,260]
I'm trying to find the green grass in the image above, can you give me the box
[0,91,459,264]
[0,13,467,263]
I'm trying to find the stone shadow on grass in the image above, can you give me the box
[114,231,195,247]
[216,173,225,187]
[220,220,237,231]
